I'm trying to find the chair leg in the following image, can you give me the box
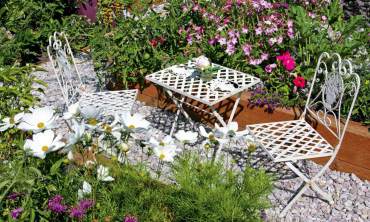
[280,162,333,217]
[280,182,310,217]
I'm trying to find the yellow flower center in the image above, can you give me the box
[37,122,45,129]
[204,143,211,150]
[247,144,257,153]
[87,118,98,126]
[159,153,166,160]
[9,117,15,124]
[128,124,135,129]
[103,124,112,133]
[209,134,215,141]
[159,141,165,146]
[41,145,49,152]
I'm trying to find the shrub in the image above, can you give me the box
[0,66,44,160]
[0,0,78,66]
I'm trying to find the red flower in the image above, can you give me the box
[149,39,158,47]
[282,57,296,71]
[157,36,165,44]
[293,76,306,88]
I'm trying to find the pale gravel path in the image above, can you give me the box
[31,56,370,222]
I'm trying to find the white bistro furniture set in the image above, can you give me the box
[48,32,360,217]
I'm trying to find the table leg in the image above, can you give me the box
[210,106,227,127]
[164,89,194,136]
[227,92,242,124]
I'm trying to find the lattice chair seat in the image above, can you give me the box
[80,90,137,115]
[47,32,138,116]
[248,120,334,162]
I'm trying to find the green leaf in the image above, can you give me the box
[50,158,64,175]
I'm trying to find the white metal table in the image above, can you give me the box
[146,60,260,135]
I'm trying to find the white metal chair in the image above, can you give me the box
[47,32,137,116]
[247,53,360,217]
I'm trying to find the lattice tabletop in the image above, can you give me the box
[146,60,260,106]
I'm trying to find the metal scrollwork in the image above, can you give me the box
[47,32,83,106]
[305,52,360,139]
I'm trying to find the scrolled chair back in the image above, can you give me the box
[47,32,83,107]
[303,52,361,146]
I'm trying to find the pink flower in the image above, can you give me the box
[287,28,294,39]
[287,20,293,28]
[208,38,217,45]
[261,53,269,61]
[308,12,316,18]
[276,36,283,44]
[255,27,263,35]
[242,27,249,34]
[268,37,277,46]
[242,44,252,56]
[277,51,291,61]
[283,57,296,71]
[321,15,327,21]
[293,76,306,88]
[225,42,236,55]
[265,63,277,73]
[218,37,227,45]
[249,58,263,65]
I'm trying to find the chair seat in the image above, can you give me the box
[80,89,138,115]
[248,120,334,162]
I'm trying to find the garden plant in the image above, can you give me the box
[0,0,369,221]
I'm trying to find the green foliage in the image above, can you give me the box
[170,154,272,222]
[0,0,78,66]
[289,0,369,123]
[0,66,44,160]
[90,1,187,89]
[0,152,272,221]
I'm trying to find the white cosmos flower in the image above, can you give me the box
[23,130,65,159]
[99,116,121,140]
[199,126,216,140]
[66,120,86,147]
[63,102,80,120]
[77,181,92,199]
[0,112,24,131]
[195,55,211,70]
[18,107,56,132]
[119,112,150,131]
[97,165,114,182]
[153,146,177,162]
[174,130,198,144]
[80,106,102,129]
[215,121,239,138]
[149,135,177,149]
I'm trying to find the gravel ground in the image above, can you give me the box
[32,56,370,222]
